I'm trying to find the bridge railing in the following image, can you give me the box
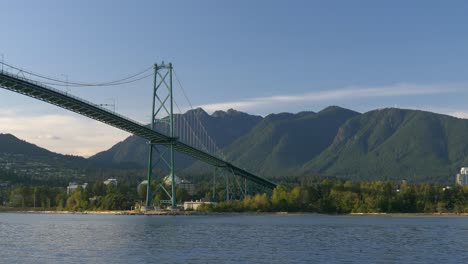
[0,68,278,190]
[0,69,150,130]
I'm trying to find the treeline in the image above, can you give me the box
[4,181,139,211]
[2,179,194,211]
[202,180,468,214]
[3,179,468,214]
[66,182,138,211]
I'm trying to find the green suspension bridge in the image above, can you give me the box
[0,61,277,208]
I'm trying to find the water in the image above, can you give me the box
[0,213,467,263]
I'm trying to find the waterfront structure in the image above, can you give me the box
[103,178,118,186]
[183,199,217,211]
[456,168,468,186]
[67,182,88,195]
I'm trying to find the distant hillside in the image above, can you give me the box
[224,106,360,177]
[89,108,262,168]
[6,106,468,184]
[0,133,87,161]
[90,107,468,184]
[0,133,89,185]
[0,133,56,157]
[302,108,468,182]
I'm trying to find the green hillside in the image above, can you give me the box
[0,133,57,157]
[303,108,468,182]
[0,133,89,185]
[224,106,360,177]
[7,106,462,184]
[90,107,468,184]
[89,108,262,168]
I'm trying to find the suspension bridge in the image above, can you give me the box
[0,61,276,209]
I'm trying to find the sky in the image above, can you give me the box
[1,0,468,157]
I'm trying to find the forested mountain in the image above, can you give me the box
[0,133,85,163]
[89,108,262,167]
[89,107,468,183]
[0,133,88,185]
[303,108,468,182]
[0,133,60,157]
[224,106,360,177]
[3,107,468,184]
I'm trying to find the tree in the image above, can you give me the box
[66,187,88,211]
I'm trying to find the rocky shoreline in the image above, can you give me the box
[1,208,467,217]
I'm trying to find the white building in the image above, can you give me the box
[164,174,195,195]
[67,182,88,195]
[103,178,118,186]
[137,180,148,193]
[456,168,468,186]
[183,199,217,211]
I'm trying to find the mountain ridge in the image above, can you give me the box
[3,106,468,184]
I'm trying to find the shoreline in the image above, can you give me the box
[1,208,467,217]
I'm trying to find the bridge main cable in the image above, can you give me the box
[0,70,277,189]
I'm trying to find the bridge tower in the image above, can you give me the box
[146,62,177,208]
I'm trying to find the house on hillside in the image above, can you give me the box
[456,168,468,186]
[103,178,118,186]
[67,182,88,195]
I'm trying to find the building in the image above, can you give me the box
[183,199,217,211]
[67,182,88,195]
[103,178,118,186]
[163,174,195,195]
[456,168,468,186]
[137,175,196,195]
[137,180,148,193]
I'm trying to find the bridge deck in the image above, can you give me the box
[0,71,277,189]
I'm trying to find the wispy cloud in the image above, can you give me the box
[448,111,468,119]
[0,82,465,156]
[37,134,61,140]
[198,83,462,113]
[399,105,468,120]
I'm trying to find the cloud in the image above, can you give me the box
[1,82,465,157]
[37,134,61,140]
[393,105,468,120]
[0,111,130,157]
[449,112,468,119]
[198,83,462,113]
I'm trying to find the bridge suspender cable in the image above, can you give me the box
[0,61,153,87]
[0,62,278,195]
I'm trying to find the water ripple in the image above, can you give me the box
[0,213,466,263]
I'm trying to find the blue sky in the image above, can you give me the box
[1,0,468,156]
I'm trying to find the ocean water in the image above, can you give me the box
[0,213,466,263]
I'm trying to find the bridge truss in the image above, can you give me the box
[0,64,277,207]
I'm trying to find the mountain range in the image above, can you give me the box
[2,106,467,184]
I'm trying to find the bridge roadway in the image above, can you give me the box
[0,71,277,189]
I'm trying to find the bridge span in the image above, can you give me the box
[0,67,277,206]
